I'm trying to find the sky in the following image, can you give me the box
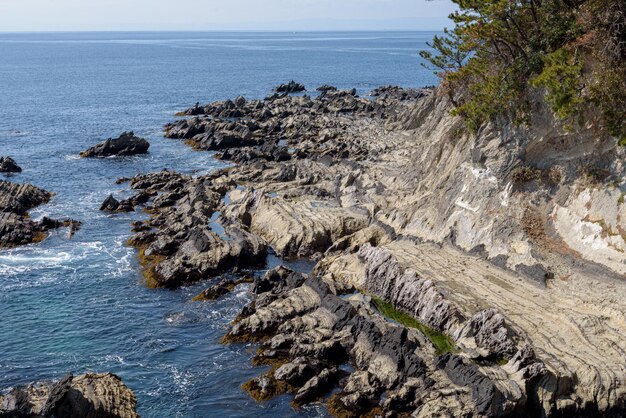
[0,0,457,32]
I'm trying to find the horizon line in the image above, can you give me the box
[0,29,444,34]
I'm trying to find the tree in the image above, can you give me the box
[422,0,626,144]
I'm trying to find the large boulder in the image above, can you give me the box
[0,373,138,418]
[0,157,22,173]
[80,132,150,158]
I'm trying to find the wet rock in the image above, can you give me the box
[100,194,120,211]
[0,180,77,248]
[0,157,22,173]
[80,132,150,158]
[274,80,306,93]
[123,173,267,289]
[293,367,341,405]
[0,373,138,418]
[193,275,253,301]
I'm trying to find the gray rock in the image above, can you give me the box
[0,373,138,418]
[80,132,149,158]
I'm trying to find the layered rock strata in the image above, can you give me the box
[0,373,138,418]
[113,84,626,416]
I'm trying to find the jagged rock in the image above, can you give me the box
[0,157,22,173]
[0,180,78,248]
[193,275,253,301]
[274,80,306,93]
[0,373,138,418]
[251,266,306,295]
[437,353,509,416]
[293,367,340,405]
[133,82,626,417]
[80,132,150,158]
[369,85,428,101]
[100,194,120,211]
[120,173,267,288]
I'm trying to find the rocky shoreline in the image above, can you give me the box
[102,83,626,416]
[2,81,625,417]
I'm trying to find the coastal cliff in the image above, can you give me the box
[113,84,625,417]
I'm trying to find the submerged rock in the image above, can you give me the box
[80,132,150,158]
[0,157,22,173]
[0,373,138,418]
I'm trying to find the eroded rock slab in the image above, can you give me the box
[0,373,138,418]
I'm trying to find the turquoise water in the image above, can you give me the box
[0,31,439,417]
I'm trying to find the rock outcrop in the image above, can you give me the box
[80,132,149,158]
[0,180,80,248]
[120,171,267,288]
[0,157,22,173]
[111,84,626,416]
[0,373,138,418]
[274,80,306,93]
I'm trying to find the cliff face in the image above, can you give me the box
[391,91,626,282]
[319,90,626,415]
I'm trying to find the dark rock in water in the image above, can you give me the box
[274,80,306,93]
[0,180,51,215]
[39,217,82,238]
[0,157,22,173]
[100,194,120,211]
[0,372,138,418]
[193,275,254,301]
[122,171,268,289]
[80,132,150,158]
[0,180,78,248]
[100,191,152,213]
[317,85,338,92]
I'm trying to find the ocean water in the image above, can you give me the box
[0,31,439,417]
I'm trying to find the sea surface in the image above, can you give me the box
[0,31,439,417]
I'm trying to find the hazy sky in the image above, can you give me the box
[0,0,456,32]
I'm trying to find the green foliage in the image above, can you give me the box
[371,296,456,354]
[531,48,584,120]
[419,28,470,73]
[421,0,626,143]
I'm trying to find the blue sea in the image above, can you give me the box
[0,31,439,417]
